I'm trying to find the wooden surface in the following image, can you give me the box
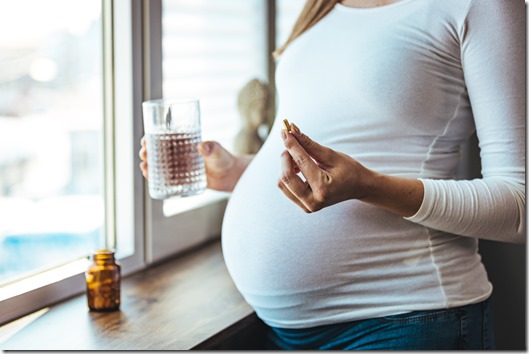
[2,241,260,350]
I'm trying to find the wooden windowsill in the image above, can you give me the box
[2,240,266,350]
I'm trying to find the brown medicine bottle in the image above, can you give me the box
[85,250,121,311]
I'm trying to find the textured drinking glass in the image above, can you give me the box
[142,99,207,200]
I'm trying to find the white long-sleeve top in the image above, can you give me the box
[221,0,525,329]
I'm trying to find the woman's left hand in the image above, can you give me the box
[278,123,374,213]
[278,122,425,216]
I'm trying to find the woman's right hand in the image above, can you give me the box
[139,136,149,179]
[139,137,252,192]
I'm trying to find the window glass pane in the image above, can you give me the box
[0,0,104,283]
[162,0,267,152]
[276,0,306,49]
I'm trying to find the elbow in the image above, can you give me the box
[508,213,525,244]
[506,178,525,244]
[512,200,525,244]
[479,177,525,243]
[513,227,525,244]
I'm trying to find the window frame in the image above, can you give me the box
[0,0,146,326]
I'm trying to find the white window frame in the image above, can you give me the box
[0,0,146,326]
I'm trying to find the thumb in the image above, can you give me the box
[290,122,333,165]
[197,141,234,170]
[197,141,215,156]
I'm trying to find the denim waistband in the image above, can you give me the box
[265,297,495,350]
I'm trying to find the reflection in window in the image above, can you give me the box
[162,0,267,152]
[276,0,306,49]
[0,0,104,283]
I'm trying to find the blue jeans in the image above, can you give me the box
[265,298,495,350]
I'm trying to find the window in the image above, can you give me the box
[276,0,306,48]
[0,0,144,325]
[162,0,267,149]
[0,0,104,284]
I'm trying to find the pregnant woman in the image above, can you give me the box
[140,0,525,349]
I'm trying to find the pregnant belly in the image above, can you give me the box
[220,129,444,300]
[220,156,428,298]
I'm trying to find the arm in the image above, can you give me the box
[280,120,524,244]
[278,1,525,243]
[278,125,424,217]
[405,0,525,243]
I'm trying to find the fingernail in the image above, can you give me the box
[281,128,287,141]
[203,142,213,155]
[291,122,301,136]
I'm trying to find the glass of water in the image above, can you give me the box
[142,99,207,200]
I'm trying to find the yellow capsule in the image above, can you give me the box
[282,119,291,132]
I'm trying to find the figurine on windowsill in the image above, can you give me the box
[233,78,273,154]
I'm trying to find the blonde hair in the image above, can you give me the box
[273,0,339,58]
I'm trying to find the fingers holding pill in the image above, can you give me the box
[278,149,312,212]
[278,121,373,213]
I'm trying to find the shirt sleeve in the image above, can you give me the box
[405,0,526,243]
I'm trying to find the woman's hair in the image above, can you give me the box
[273,0,339,58]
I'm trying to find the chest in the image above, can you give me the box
[275,5,468,137]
